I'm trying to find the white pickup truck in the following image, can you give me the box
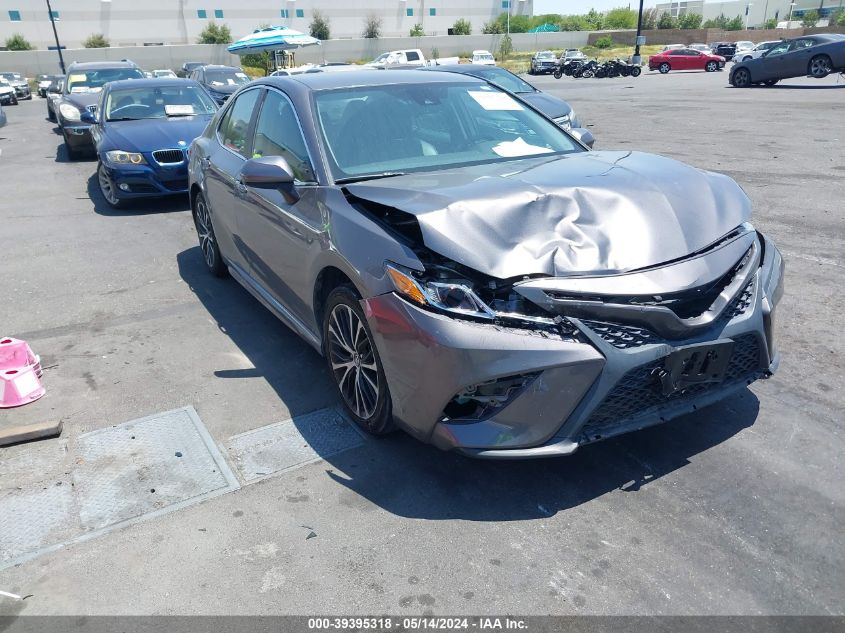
[366,49,460,68]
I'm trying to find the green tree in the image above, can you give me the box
[498,33,513,60]
[240,51,271,74]
[309,9,330,40]
[83,33,110,48]
[409,23,425,37]
[362,14,382,38]
[641,7,659,29]
[763,17,778,28]
[482,19,504,34]
[532,14,563,29]
[604,7,638,29]
[800,9,819,27]
[584,8,605,29]
[197,23,232,44]
[595,35,614,48]
[678,12,703,29]
[4,33,32,51]
[452,18,472,35]
[703,13,730,28]
[725,14,744,29]
[657,11,678,29]
[837,10,845,26]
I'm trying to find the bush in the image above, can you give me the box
[431,47,440,60]
[763,17,778,28]
[241,51,271,75]
[362,14,382,38]
[482,20,503,34]
[678,12,703,29]
[498,33,513,61]
[657,12,678,29]
[83,33,110,48]
[452,18,472,35]
[725,15,744,30]
[409,23,425,37]
[197,23,232,44]
[594,36,614,49]
[4,33,32,51]
[558,15,590,31]
[837,10,845,26]
[604,7,638,29]
[800,9,819,27]
[309,10,330,40]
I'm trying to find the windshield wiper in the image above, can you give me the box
[334,172,407,184]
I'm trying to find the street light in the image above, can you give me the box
[633,0,644,66]
[45,0,66,74]
[787,1,796,24]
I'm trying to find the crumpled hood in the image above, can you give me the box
[345,150,751,278]
[100,116,213,153]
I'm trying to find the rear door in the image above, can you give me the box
[203,87,262,270]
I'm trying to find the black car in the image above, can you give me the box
[420,64,583,131]
[711,42,737,61]
[45,75,65,122]
[730,34,845,87]
[55,61,144,159]
[180,61,206,78]
[189,65,251,104]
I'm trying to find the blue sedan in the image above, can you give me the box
[88,78,218,208]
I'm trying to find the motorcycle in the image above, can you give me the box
[573,59,599,79]
[553,59,582,79]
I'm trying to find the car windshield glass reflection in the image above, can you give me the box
[105,85,217,121]
[764,42,791,57]
[65,68,144,94]
[464,67,534,93]
[204,70,250,87]
[315,83,583,181]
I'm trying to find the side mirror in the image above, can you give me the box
[239,156,299,202]
[570,127,595,149]
[80,110,97,124]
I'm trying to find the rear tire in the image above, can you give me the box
[808,55,832,78]
[659,63,670,74]
[323,286,394,436]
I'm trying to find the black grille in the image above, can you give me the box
[580,333,762,439]
[582,321,663,349]
[152,149,184,164]
[723,279,754,320]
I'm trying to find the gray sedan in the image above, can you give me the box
[188,71,783,458]
[730,34,845,87]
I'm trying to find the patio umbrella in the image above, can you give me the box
[227,26,321,55]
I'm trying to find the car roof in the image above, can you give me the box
[201,65,242,71]
[104,78,201,90]
[270,69,485,91]
[67,61,139,70]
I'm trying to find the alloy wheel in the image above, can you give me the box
[733,68,751,87]
[327,303,380,420]
[194,197,217,269]
[706,61,717,72]
[809,56,831,78]
[659,63,670,74]
[97,164,120,206]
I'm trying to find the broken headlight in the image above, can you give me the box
[385,262,495,320]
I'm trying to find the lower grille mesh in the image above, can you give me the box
[580,333,763,439]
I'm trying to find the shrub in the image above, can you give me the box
[800,9,819,27]
[657,12,678,29]
[431,47,440,60]
[240,51,271,74]
[409,23,425,37]
[725,15,744,30]
[605,7,638,29]
[584,8,604,30]
[763,17,778,28]
[498,33,513,60]
[482,20,504,34]
[678,12,703,29]
[4,33,32,51]
[594,35,614,49]
[83,33,110,48]
[837,10,845,26]
[309,10,330,40]
[452,18,472,35]
[197,23,232,44]
[363,14,382,38]
[641,7,659,29]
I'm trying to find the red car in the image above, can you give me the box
[649,48,726,73]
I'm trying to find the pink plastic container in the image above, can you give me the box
[0,337,46,407]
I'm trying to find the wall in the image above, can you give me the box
[587,25,845,46]
[0,31,591,76]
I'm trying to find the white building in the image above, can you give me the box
[654,0,838,27]
[1,0,533,49]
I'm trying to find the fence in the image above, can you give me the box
[587,25,845,46]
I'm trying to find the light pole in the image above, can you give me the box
[506,0,510,34]
[787,1,796,24]
[633,0,644,65]
[45,0,66,74]
[745,2,754,28]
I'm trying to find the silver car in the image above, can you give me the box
[188,72,783,458]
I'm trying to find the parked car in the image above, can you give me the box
[711,42,737,61]
[734,40,754,55]
[56,60,145,159]
[37,74,57,97]
[187,70,783,457]
[733,40,782,62]
[46,76,64,122]
[180,62,206,77]
[190,65,251,104]
[0,77,17,106]
[559,49,587,64]
[421,64,581,130]
[366,49,427,68]
[270,66,323,77]
[529,50,558,75]
[689,43,711,53]
[0,72,31,100]
[649,48,726,73]
[730,34,845,87]
[88,78,218,208]
[471,50,496,66]
[152,69,178,78]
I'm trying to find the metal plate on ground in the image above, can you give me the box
[0,406,239,570]
[227,408,365,483]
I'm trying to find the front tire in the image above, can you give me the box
[553,69,562,79]
[732,67,751,87]
[192,192,227,277]
[97,162,125,208]
[323,286,394,436]
[659,62,670,74]
[631,66,642,77]
[808,55,832,78]
[705,61,718,72]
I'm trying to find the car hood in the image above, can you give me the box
[345,150,751,278]
[62,92,101,108]
[517,91,572,119]
[100,116,213,152]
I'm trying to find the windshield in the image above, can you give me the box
[315,83,582,181]
[461,67,534,93]
[204,69,250,87]
[66,68,144,94]
[105,85,217,121]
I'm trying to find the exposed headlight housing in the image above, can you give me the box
[553,113,572,130]
[59,103,82,122]
[105,150,148,166]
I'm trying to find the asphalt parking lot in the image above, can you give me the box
[1,68,843,616]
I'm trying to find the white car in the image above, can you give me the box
[152,69,177,78]
[0,77,17,106]
[734,40,754,54]
[471,50,496,66]
[732,40,782,62]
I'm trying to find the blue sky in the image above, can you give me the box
[533,0,651,13]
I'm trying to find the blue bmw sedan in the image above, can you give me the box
[88,78,218,208]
